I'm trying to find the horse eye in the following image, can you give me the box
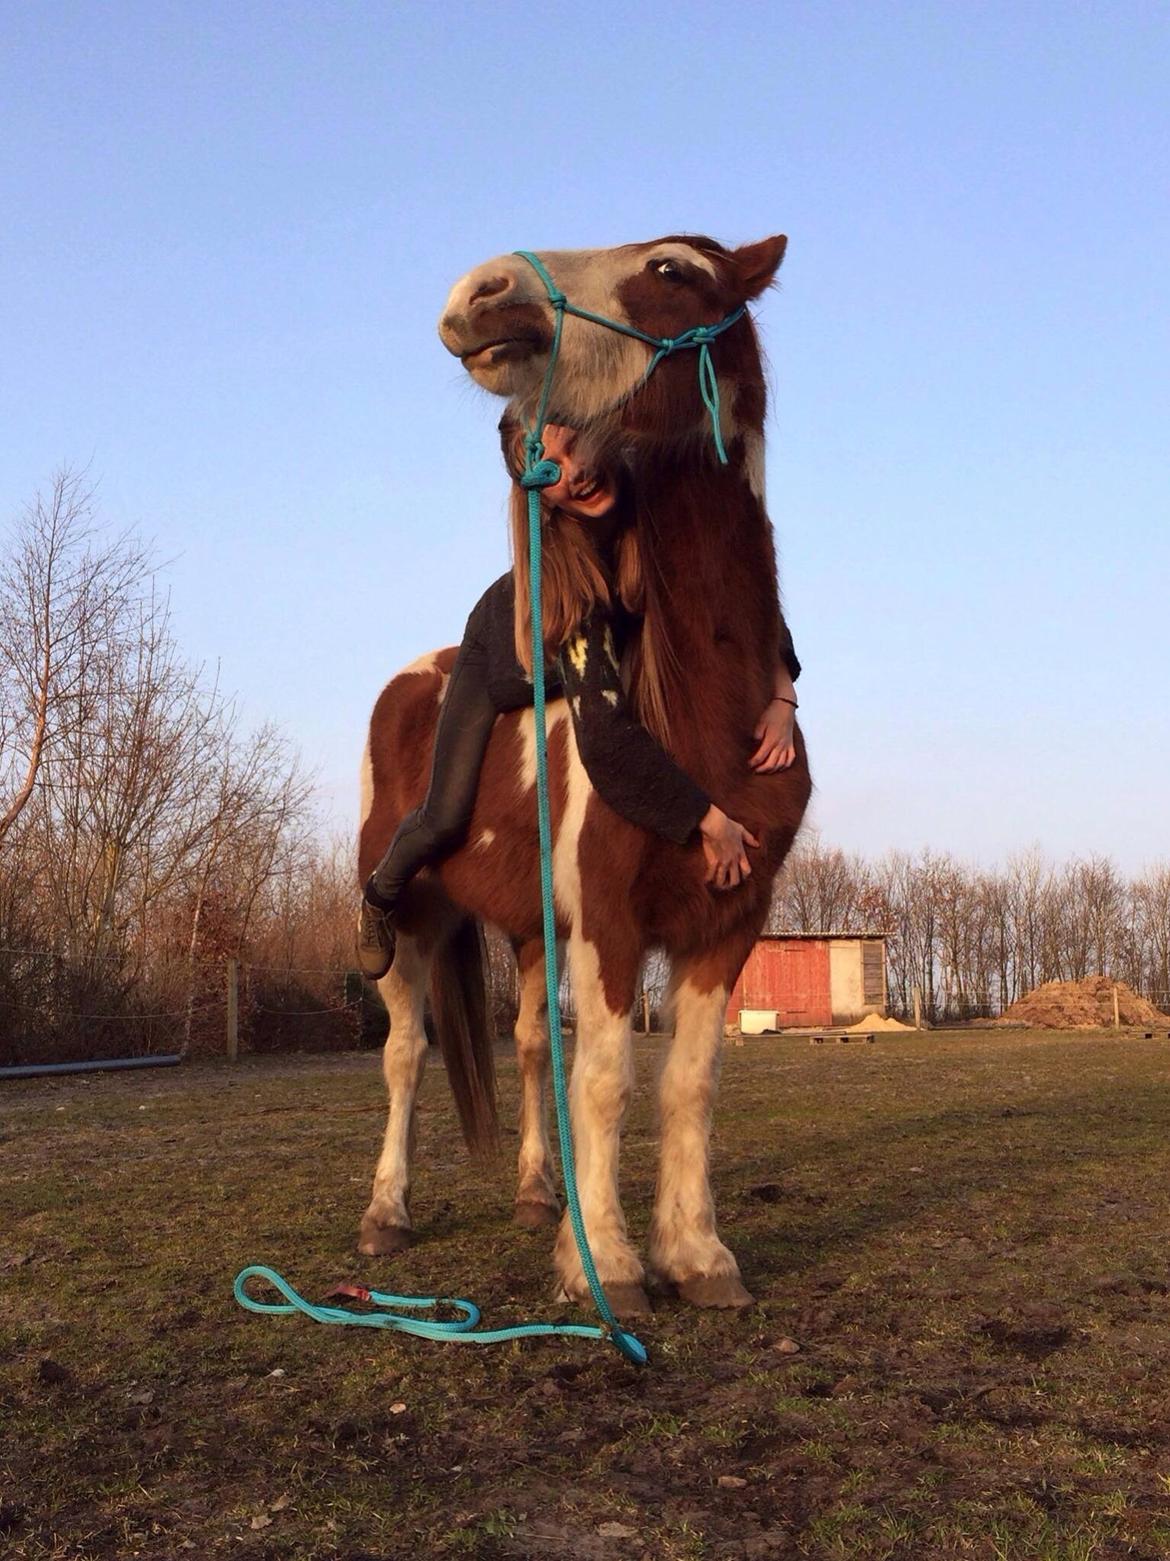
[650,258,685,281]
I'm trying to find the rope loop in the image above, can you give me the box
[520,459,562,490]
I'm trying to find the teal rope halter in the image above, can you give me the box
[233,253,746,1369]
[513,249,745,470]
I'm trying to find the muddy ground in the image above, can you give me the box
[2,1030,1170,1559]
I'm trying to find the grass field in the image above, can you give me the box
[3,1029,1170,1560]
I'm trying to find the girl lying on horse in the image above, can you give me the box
[357,421,801,979]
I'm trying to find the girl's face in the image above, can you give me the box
[540,424,617,519]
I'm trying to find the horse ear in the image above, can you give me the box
[732,235,788,300]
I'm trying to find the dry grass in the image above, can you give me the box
[3,1029,1170,1559]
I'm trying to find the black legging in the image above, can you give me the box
[365,634,500,912]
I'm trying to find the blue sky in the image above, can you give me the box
[3,1,1167,868]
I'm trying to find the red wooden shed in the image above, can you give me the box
[725,933,888,1031]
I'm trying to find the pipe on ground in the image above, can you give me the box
[0,1055,182,1081]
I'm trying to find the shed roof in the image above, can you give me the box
[758,931,890,942]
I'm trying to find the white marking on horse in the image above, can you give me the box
[743,429,766,502]
[359,741,374,830]
[360,936,433,1245]
[648,973,742,1286]
[546,725,644,1295]
[517,703,568,794]
[401,650,440,676]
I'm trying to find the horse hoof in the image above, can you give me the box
[599,1282,654,1319]
[357,1216,413,1257]
[677,1274,754,1310]
[513,1200,559,1231]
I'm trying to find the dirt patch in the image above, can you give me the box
[847,1012,914,1032]
[986,976,1170,1029]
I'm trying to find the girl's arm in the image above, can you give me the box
[559,612,758,888]
[750,611,801,773]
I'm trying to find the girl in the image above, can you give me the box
[357,423,800,979]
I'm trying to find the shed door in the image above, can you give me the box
[769,940,832,1027]
[862,940,886,1011]
[726,939,833,1028]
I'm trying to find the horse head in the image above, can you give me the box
[439,235,787,462]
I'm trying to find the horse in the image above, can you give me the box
[358,234,811,1315]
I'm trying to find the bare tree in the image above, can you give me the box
[770,832,873,934]
[1,470,149,848]
[1,471,316,1061]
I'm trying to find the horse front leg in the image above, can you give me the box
[358,935,433,1255]
[648,953,753,1308]
[512,937,560,1230]
[552,929,649,1317]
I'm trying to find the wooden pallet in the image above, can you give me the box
[777,1027,877,1045]
[725,1027,878,1046]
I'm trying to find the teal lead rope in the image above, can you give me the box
[233,1266,615,1348]
[234,251,745,1367]
[510,247,746,1366]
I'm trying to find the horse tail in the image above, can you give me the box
[429,915,499,1157]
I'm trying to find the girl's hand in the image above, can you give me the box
[750,698,797,772]
[700,805,761,890]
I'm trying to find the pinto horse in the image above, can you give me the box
[358,235,811,1314]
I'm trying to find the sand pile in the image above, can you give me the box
[992,976,1170,1030]
[848,1012,914,1032]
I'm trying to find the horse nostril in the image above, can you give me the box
[469,273,511,307]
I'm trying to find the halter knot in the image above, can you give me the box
[520,459,563,490]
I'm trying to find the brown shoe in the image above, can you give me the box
[356,897,396,980]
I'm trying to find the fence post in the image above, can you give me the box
[226,958,239,1063]
[1112,984,1120,1030]
[642,989,651,1034]
[913,986,923,1031]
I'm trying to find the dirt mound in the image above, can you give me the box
[848,1012,914,1032]
[992,977,1170,1030]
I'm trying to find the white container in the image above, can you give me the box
[739,1009,779,1035]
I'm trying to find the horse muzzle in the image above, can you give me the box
[439,258,553,391]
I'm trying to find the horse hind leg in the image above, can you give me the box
[512,938,560,1231]
[648,955,753,1309]
[358,934,433,1256]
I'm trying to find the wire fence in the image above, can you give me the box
[0,947,378,1069]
